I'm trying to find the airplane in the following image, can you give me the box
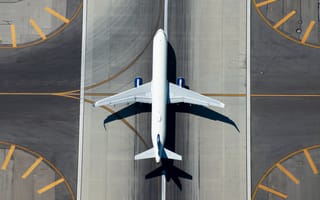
[93,28,225,163]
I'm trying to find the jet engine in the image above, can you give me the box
[134,77,143,87]
[176,77,185,88]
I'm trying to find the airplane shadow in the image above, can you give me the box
[103,42,239,190]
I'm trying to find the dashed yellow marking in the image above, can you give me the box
[273,10,296,29]
[276,163,300,184]
[10,24,16,48]
[303,149,319,174]
[29,19,47,40]
[2,145,15,170]
[258,184,288,199]
[45,7,70,23]
[301,20,315,44]
[21,157,43,179]
[256,0,277,8]
[37,178,65,194]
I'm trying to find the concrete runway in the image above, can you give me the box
[80,0,247,200]
[0,0,82,198]
[251,1,320,198]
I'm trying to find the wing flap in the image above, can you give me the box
[168,83,224,108]
[94,82,152,107]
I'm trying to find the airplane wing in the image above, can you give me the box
[168,83,224,108]
[94,82,152,107]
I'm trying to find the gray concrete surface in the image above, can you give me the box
[0,0,67,44]
[254,148,320,200]
[261,0,320,44]
[0,0,82,198]
[251,1,320,198]
[0,148,59,200]
[80,0,247,200]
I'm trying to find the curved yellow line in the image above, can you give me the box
[0,2,83,49]
[0,141,75,200]
[55,93,148,148]
[66,0,164,94]
[252,0,320,48]
[252,144,320,200]
[83,98,149,148]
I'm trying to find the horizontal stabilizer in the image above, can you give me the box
[134,148,155,160]
[164,148,182,160]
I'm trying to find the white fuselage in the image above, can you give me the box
[151,29,168,163]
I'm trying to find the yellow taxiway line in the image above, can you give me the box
[303,149,319,174]
[256,0,277,8]
[21,157,43,179]
[276,163,300,184]
[273,10,296,29]
[258,184,288,199]
[4,92,320,98]
[301,20,315,44]
[45,7,70,24]
[10,24,17,48]
[2,145,15,170]
[38,178,65,194]
[251,94,320,97]
[29,19,47,40]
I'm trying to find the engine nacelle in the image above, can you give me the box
[134,77,143,87]
[176,77,185,88]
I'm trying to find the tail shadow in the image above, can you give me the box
[145,159,192,190]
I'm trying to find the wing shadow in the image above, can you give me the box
[172,103,240,132]
[103,103,151,128]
